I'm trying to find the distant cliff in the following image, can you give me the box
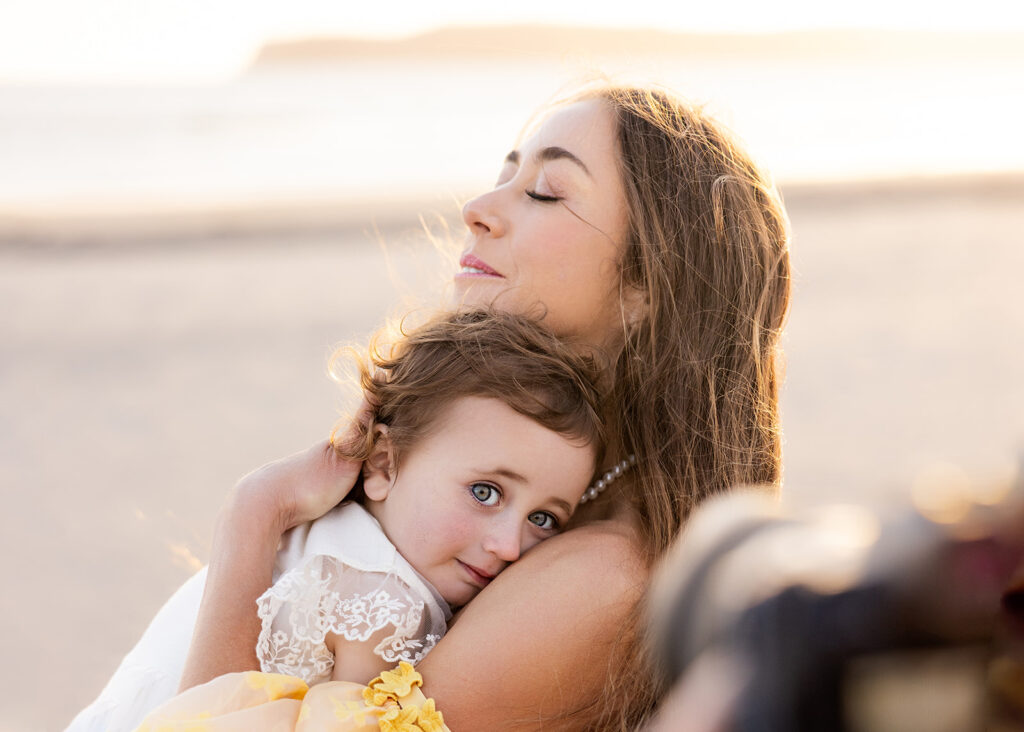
[250,25,1024,66]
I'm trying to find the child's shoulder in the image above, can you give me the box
[274,501,451,621]
[259,505,451,684]
[277,502,395,574]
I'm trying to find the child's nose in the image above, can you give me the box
[483,520,523,563]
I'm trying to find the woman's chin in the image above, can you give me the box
[451,277,509,309]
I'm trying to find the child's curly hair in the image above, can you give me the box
[330,309,607,472]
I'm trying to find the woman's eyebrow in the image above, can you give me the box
[503,147,591,177]
[537,146,591,176]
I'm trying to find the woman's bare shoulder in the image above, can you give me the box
[531,518,645,577]
[417,520,648,730]
[544,516,643,551]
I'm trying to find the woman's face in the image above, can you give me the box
[456,99,634,351]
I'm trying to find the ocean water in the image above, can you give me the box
[1,55,1022,212]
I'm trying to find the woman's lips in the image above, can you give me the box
[457,253,503,278]
[458,560,496,587]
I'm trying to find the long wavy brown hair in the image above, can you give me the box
[571,84,792,730]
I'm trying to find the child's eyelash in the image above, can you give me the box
[525,190,560,203]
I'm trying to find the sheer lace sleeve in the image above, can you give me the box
[255,555,446,685]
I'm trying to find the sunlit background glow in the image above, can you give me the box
[2,4,1023,730]
[2,0,1023,216]
[2,0,1023,83]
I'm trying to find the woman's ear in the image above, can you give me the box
[362,425,396,502]
[622,283,648,330]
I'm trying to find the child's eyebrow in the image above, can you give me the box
[549,497,573,516]
[488,467,528,484]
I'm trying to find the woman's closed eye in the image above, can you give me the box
[527,511,559,531]
[470,482,501,506]
[525,190,560,203]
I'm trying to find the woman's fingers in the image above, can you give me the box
[286,441,363,528]
[232,440,362,532]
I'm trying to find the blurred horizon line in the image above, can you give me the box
[2,24,1023,86]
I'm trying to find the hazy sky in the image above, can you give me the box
[2,0,1023,83]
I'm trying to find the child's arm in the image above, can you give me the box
[326,628,400,684]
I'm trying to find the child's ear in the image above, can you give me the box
[362,425,396,502]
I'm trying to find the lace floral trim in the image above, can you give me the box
[256,556,442,684]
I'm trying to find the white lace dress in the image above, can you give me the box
[255,502,451,685]
[68,503,449,732]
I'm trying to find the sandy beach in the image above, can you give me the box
[2,173,1023,730]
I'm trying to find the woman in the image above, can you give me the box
[112,83,790,730]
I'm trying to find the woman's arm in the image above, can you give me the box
[178,441,361,690]
[418,522,648,731]
[176,488,279,689]
[181,441,647,727]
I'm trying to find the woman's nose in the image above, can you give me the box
[482,520,523,563]
[461,190,506,238]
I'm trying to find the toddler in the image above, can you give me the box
[255,310,606,685]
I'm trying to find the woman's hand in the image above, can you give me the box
[228,402,371,535]
[232,439,363,535]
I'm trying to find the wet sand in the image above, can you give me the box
[2,173,1023,730]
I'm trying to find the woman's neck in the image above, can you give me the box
[569,472,640,529]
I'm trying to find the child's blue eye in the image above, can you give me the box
[470,483,500,506]
[528,511,558,531]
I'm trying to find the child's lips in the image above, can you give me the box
[458,560,496,587]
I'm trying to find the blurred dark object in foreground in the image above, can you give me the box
[647,467,1024,732]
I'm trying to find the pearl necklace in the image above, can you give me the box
[580,454,637,504]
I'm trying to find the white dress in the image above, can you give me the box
[255,502,451,684]
[67,503,450,731]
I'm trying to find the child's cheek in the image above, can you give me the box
[436,519,475,548]
[411,503,476,557]
[438,509,479,554]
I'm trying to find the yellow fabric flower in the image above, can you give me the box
[363,662,423,706]
[414,698,446,732]
[378,705,421,732]
[363,683,396,708]
[379,662,423,697]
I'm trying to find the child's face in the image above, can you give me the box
[363,395,596,608]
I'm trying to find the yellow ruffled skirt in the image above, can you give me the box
[135,662,448,731]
